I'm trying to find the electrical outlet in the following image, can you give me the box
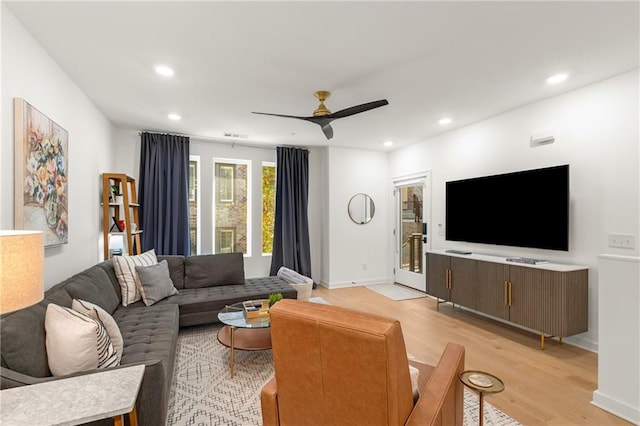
[438,224,445,236]
[362,263,367,270]
[608,233,636,249]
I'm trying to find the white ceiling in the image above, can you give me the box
[5,1,639,151]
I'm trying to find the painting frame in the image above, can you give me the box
[14,98,69,247]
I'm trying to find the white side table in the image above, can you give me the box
[0,364,144,426]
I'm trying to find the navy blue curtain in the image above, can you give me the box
[138,132,190,255]
[269,147,312,278]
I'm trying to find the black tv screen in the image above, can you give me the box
[446,165,569,251]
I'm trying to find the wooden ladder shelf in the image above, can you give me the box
[102,173,142,259]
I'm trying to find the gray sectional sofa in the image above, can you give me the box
[0,252,296,425]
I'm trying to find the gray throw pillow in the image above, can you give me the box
[135,260,178,306]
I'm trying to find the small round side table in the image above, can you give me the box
[459,370,505,426]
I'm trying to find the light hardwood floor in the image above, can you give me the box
[312,285,631,426]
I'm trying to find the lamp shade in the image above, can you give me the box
[0,230,44,314]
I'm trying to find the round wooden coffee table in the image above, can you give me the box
[217,301,272,378]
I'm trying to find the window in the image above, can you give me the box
[262,163,276,255]
[188,156,200,255]
[189,162,197,202]
[217,164,234,203]
[217,228,235,253]
[213,158,251,255]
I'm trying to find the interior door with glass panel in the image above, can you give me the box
[394,177,429,291]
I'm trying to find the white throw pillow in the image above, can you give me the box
[112,249,157,306]
[72,299,123,363]
[409,364,420,403]
[45,303,119,376]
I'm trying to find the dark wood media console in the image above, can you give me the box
[426,250,588,349]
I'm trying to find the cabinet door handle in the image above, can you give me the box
[508,282,513,306]
[448,269,452,289]
[504,281,508,305]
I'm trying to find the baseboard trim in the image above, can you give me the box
[592,390,640,424]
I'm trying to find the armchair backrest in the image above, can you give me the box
[269,299,415,426]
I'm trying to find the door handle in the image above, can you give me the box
[504,281,508,305]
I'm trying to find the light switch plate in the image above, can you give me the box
[608,233,636,249]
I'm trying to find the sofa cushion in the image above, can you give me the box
[62,266,120,314]
[45,304,119,376]
[184,253,245,288]
[113,249,158,306]
[111,304,179,390]
[136,261,178,306]
[156,255,186,289]
[0,301,50,377]
[72,299,124,363]
[96,259,125,303]
[156,276,296,317]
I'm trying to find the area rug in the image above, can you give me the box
[167,324,520,425]
[365,283,428,301]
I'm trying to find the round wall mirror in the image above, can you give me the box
[348,193,375,224]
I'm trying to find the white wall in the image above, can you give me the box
[1,6,115,288]
[593,255,640,424]
[390,70,639,351]
[112,130,325,281]
[323,146,390,288]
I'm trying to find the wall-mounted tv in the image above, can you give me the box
[446,165,569,251]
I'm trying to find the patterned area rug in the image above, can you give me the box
[168,324,521,426]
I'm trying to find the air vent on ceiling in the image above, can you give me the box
[223,132,249,139]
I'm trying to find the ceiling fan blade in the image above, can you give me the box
[252,111,312,120]
[329,99,389,119]
[321,124,334,140]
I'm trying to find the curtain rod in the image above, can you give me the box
[137,130,310,151]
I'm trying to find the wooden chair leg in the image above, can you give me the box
[129,406,139,426]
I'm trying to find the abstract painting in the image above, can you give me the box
[14,98,68,247]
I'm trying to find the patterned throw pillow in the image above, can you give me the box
[45,303,119,376]
[112,249,157,306]
[72,299,124,363]
[135,260,178,306]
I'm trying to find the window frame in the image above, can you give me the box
[212,157,252,257]
[217,228,235,253]
[189,155,201,255]
[217,164,235,203]
[261,161,276,256]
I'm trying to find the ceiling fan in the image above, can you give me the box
[252,91,389,140]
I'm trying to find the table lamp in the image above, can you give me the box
[0,230,44,314]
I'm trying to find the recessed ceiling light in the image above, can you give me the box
[438,117,452,125]
[384,141,394,147]
[155,65,174,77]
[168,113,181,120]
[546,73,568,85]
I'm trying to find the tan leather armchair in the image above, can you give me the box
[261,299,465,426]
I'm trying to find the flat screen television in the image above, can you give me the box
[445,165,569,251]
